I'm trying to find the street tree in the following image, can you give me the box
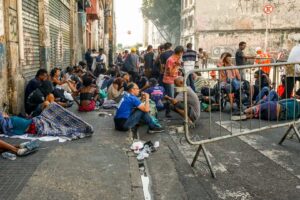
[141,0,181,45]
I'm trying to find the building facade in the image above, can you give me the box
[0,0,114,113]
[143,18,166,49]
[181,0,300,59]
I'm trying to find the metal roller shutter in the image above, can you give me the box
[49,0,71,69]
[22,0,40,79]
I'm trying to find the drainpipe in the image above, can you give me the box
[17,0,24,69]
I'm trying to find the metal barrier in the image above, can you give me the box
[181,62,300,178]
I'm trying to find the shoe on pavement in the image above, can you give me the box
[20,140,40,151]
[231,115,247,121]
[17,148,37,156]
[148,127,164,134]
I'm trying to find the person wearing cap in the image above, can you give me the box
[254,47,271,75]
[123,47,140,82]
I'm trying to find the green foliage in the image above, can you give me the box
[141,0,181,44]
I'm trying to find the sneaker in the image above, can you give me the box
[148,127,164,134]
[20,140,40,151]
[231,115,247,121]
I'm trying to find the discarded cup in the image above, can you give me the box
[2,152,16,160]
[154,141,159,149]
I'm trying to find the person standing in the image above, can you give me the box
[284,41,300,98]
[144,45,155,78]
[85,49,93,71]
[97,48,107,69]
[163,46,184,117]
[235,41,255,80]
[254,47,271,75]
[123,48,140,82]
[182,43,197,91]
[198,48,208,69]
[160,43,174,83]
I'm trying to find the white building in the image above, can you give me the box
[143,18,166,49]
[180,0,197,47]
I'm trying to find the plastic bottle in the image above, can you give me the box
[2,152,17,160]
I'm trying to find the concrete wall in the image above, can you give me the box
[195,0,300,31]
[194,0,300,59]
[198,30,299,59]
[0,0,8,109]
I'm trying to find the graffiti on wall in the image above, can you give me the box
[236,0,299,13]
[9,9,18,42]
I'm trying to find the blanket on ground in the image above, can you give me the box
[33,103,94,139]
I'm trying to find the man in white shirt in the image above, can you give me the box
[284,42,300,98]
[97,48,107,69]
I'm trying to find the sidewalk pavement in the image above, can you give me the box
[0,108,144,200]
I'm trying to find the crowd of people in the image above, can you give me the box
[1,40,300,157]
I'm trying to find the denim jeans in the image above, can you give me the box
[123,110,157,130]
[164,83,175,98]
[258,90,279,104]
[187,74,196,92]
[255,87,270,102]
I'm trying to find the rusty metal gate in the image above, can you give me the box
[49,0,71,69]
[22,0,41,79]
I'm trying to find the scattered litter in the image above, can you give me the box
[130,141,144,154]
[137,151,149,160]
[98,112,113,117]
[0,134,71,143]
[2,152,16,160]
[130,140,160,160]
[176,126,184,133]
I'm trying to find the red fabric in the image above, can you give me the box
[277,85,285,98]
[78,100,96,112]
[27,123,37,135]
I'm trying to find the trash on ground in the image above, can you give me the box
[2,152,16,160]
[98,112,113,117]
[130,140,160,160]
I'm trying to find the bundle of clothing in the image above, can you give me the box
[0,103,93,139]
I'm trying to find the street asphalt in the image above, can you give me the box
[0,106,300,200]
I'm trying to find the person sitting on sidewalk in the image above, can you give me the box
[107,77,125,103]
[25,69,49,114]
[73,77,99,112]
[114,83,164,133]
[26,80,55,117]
[50,67,77,93]
[144,78,165,111]
[164,77,200,127]
[250,70,271,104]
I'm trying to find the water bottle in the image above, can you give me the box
[2,152,17,160]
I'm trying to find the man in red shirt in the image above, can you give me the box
[163,46,184,117]
[163,46,184,98]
